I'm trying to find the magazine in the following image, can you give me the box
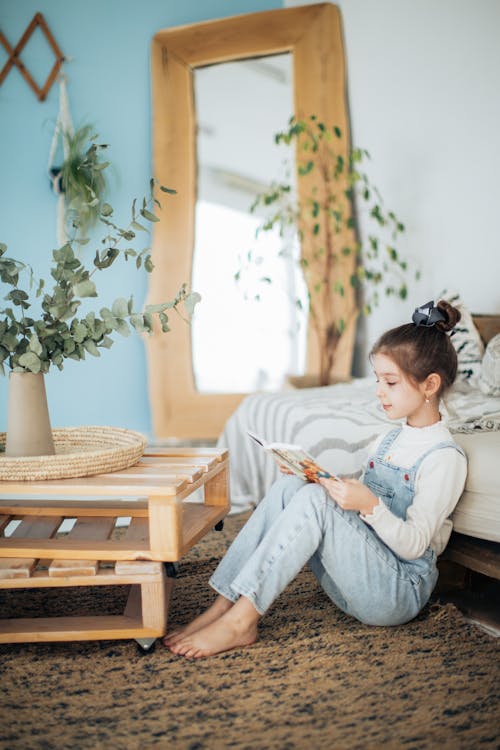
[247,431,339,483]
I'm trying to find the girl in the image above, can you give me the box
[165,299,467,658]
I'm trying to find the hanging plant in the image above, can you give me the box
[53,124,110,238]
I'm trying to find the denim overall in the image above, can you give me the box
[363,426,465,579]
[210,428,464,626]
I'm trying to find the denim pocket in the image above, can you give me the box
[404,549,436,585]
[366,480,395,511]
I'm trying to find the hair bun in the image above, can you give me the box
[435,299,461,332]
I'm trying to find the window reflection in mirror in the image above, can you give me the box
[191,54,307,394]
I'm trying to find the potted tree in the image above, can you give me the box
[0,169,199,457]
[239,115,417,387]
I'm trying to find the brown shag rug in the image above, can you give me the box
[0,513,499,750]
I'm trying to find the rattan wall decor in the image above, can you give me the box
[0,12,64,101]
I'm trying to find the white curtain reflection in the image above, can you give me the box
[191,200,306,393]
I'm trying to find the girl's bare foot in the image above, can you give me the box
[168,597,260,658]
[162,595,233,646]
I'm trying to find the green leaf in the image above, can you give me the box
[130,314,147,333]
[94,248,120,269]
[64,338,76,354]
[100,335,114,349]
[159,186,177,194]
[112,298,129,318]
[298,161,314,176]
[73,279,97,298]
[18,351,41,373]
[84,339,100,356]
[184,292,201,316]
[114,319,131,337]
[73,322,88,343]
[1,329,19,350]
[28,334,43,356]
[143,312,154,331]
[159,312,170,333]
[140,208,159,223]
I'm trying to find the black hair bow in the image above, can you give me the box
[412,300,446,327]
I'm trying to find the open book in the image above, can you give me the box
[248,431,338,483]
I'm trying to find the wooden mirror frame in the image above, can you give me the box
[147,3,355,439]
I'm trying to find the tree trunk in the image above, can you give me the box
[5,372,55,457]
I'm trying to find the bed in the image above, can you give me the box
[217,307,500,578]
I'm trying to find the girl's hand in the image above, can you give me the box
[319,477,379,515]
[278,463,294,475]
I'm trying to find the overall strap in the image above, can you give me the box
[375,428,402,457]
[411,440,466,473]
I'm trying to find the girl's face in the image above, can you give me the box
[372,352,437,427]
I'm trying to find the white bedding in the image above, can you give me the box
[218,378,500,521]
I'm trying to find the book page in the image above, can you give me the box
[268,445,333,482]
[248,431,336,482]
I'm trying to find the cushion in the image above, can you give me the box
[479,333,500,397]
[452,432,500,542]
[439,289,484,386]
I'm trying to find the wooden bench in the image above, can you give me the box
[0,447,229,651]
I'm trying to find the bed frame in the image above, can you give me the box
[442,313,500,581]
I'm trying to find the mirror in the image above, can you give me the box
[148,3,354,439]
[192,54,308,394]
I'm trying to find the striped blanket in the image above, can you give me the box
[217,378,500,512]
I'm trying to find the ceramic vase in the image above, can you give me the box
[5,372,55,457]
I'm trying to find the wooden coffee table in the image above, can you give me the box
[0,447,229,651]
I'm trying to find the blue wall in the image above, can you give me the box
[0,0,281,438]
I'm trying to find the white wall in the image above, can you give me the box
[286,0,500,370]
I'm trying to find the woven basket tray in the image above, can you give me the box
[0,426,147,482]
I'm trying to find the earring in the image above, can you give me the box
[425,398,430,405]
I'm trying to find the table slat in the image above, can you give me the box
[115,518,161,575]
[49,516,116,577]
[0,516,62,579]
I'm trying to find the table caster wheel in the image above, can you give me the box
[214,520,224,531]
[136,638,156,655]
[165,562,179,578]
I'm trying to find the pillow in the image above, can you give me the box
[479,333,500,396]
[438,289,484,386]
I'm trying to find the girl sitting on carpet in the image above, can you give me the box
[165,299,467,659]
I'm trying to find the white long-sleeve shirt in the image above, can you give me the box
[361,420,467,560]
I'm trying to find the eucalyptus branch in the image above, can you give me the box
[0,176,199,376]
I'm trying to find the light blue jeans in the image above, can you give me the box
[209,475,437,626]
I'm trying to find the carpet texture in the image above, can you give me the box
[0,513,499,750]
